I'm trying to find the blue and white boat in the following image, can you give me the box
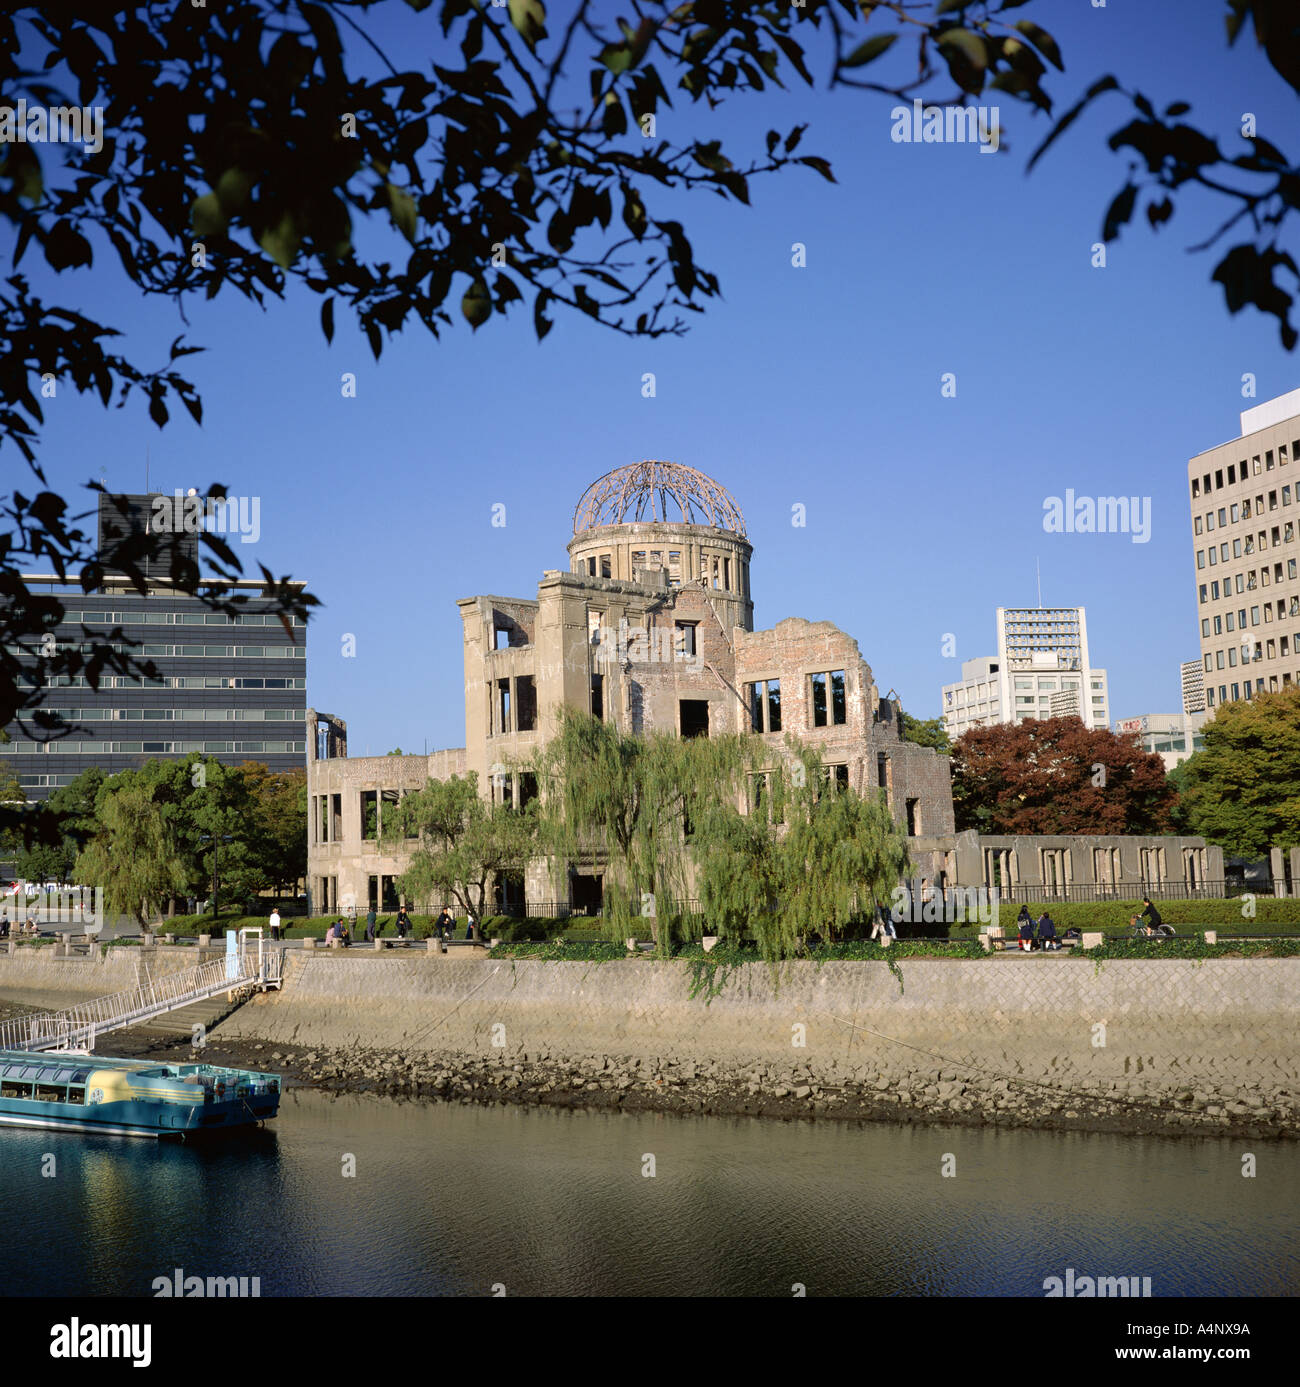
[0,1048,280,1137]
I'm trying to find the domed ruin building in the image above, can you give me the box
[305,462,954,916]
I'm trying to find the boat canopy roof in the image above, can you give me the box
[0,1056,92,1084]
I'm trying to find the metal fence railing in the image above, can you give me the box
[0,944,281,1053]
[978,880,1262,905]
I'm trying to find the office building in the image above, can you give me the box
[1189,387,1300,707]
[3,493,308,800]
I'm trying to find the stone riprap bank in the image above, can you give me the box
[213,953,1298,1137]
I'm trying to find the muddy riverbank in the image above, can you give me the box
[77,1026,1298,1142]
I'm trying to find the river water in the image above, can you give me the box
[4,1089,1296,1297]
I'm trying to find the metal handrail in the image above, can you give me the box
[0,944,274,1053]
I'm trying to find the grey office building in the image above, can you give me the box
[4,493,307,800]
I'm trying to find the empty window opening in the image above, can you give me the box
[516,675,537,732]
[811,670,847,727]
[570,873,603,915]
[675,622,697,657]
[497,678,511,734]
[744,679,782,733]
[680,699,709,739]
[361,790,378,841]
[590,672,604,720]
[905,797,920,835]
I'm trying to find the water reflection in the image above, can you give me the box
[3,1091,1295,1297]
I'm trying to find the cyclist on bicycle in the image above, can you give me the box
[1130,896,1173,937]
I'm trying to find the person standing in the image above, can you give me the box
[268,907,281,942]
[365,906,377,942]
[465,912,476,941]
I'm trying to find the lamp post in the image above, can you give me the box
[198,833,234,919]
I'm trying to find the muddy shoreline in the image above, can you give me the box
[93,1027,1297,1142]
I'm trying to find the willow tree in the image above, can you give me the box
[384,772,537,923]
[532,707,754,953]
[694,739,912,961]
[73,784,188,926]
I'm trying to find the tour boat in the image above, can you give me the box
[0,1048,280,1137]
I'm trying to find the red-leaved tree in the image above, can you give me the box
[951,717,1177,835]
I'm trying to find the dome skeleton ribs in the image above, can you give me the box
[572,461,746,537]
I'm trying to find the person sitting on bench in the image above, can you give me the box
[1037,912,1060,951]
[1017,914,1036,951]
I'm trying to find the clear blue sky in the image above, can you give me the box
[23,0,1300,754]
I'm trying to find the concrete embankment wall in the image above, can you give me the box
[0,948,198,1011]
[219,954,1298,1090]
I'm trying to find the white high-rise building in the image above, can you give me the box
[1188,388,1300,708]
[941,606,1109,739]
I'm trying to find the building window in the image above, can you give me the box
[745,680,782,733]
[809,669,847,727]
[515,675,537,733]
[1197,550,1205,569]
[675,622,697,657]
[497,678,511,734]
[1194,516,1202,534]
[600,554,612,577]
[680,699,709,739]
[361,790,378,840]
[590,672,604,720]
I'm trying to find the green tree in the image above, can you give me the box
[900,711,952,755]
[238,762,308,896]
[532,707,753,952]
[1174,688,1300,857]
[73,783,188,925]
[91,757,265,913]
[385,772,537,922]
[694,740,912,960]
[950,716,1176,834]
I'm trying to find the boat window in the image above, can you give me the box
[1,1081,34,1100]
[35,1084,67,1103]
[71,1071,91,1084]
[66,1087,86,1106]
